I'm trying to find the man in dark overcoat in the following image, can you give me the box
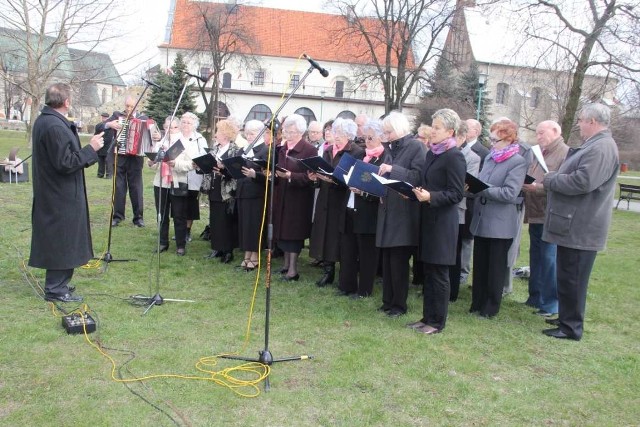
[29,83,105,303]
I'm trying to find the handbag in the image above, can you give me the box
[170,181,189,197]
[200,173,212,193]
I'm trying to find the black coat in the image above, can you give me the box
[236,143,268,199]
[29,106,98,270]
[375,135,426,248]
[309,141,364,262]
[272,140,317,241]
[418,147,466,265]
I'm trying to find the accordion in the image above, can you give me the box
[117,117,156,156]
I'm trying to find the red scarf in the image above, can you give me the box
[364,145,384,163]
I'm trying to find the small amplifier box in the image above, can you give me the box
[62,313,96,334]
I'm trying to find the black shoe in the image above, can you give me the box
[316,264,335,287]
[377,305,391,313]
[204,250,221,259]
[220,252,234,264]
[534,309,556,317]
[45,293,83,303]
[176,248,185,256]
[280,273,299,282]
[542,328,580,341]
[154,245,169,253]
[134,219,145,228]
[386,309,405,318]
[545,318,560,326]
[111,219,121,227]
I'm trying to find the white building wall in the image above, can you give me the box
[162,48,418,124]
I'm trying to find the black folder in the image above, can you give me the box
[192,153,217,174]
[245,158,289,173]
[465,172,490,194]
[298,156,335,175]
[144,140,185,163]
[220,155,249,180]
[372,174,417,200]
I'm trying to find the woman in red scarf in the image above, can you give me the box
[468,119,527,318]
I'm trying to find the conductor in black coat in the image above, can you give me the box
[409,109,466,335]
[29,83,105,303]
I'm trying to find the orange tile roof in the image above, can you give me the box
[163,0,414,68]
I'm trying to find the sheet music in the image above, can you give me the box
[531,144,549,173]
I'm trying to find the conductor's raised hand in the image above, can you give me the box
[89,131,104,151]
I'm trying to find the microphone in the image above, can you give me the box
[185,71,208,83]
[303,54,329,77]
[142,78,163,90]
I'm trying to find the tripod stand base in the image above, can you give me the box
[130,294,195,315]
[220,351,312,391]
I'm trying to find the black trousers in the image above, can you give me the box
[338,210,378,297]
[422,263,450,330]
[114,155,144,222]
[556,245,597,339]
[97,153,114,177]
[448,224,465,301]
[45,269,74,296]
[381,246,413,313]
[470,236,512,317]
[154,186,188,249]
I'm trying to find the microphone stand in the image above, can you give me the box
[220,64,319,391]
[100,84,153,269]
[130,77,197,314]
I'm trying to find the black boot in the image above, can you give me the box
[316,263,335,287]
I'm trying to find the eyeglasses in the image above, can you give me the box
[366,136,376,141]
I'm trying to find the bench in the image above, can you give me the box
[616,183,640,210]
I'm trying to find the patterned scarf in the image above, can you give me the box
[430,137,457,155]
[490,143,520,163]
[364,145,385,163]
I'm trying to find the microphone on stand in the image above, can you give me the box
[303,54,329,77]
[185,71,209,83]
[142,78,163,90]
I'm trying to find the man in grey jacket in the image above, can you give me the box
[542,103,619,341]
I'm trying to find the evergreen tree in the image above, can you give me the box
[458,62,492,143]
[145,53,197,124]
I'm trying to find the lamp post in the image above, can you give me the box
[476,72,488,121]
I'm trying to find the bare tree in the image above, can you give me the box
[179,1,258,133]
[523,0,640,140]
[0,0,123,141]
[329,0,458,114]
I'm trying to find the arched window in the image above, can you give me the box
[294,107,316,124]
[216,101,230,119]
[245,104,272,122]
[222,72,232,89]
[530,87,542,108]
[335,80,345,98]
[337,110,355,120]
[496,83,509,105]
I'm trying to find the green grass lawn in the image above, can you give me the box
[1,130,639,426]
